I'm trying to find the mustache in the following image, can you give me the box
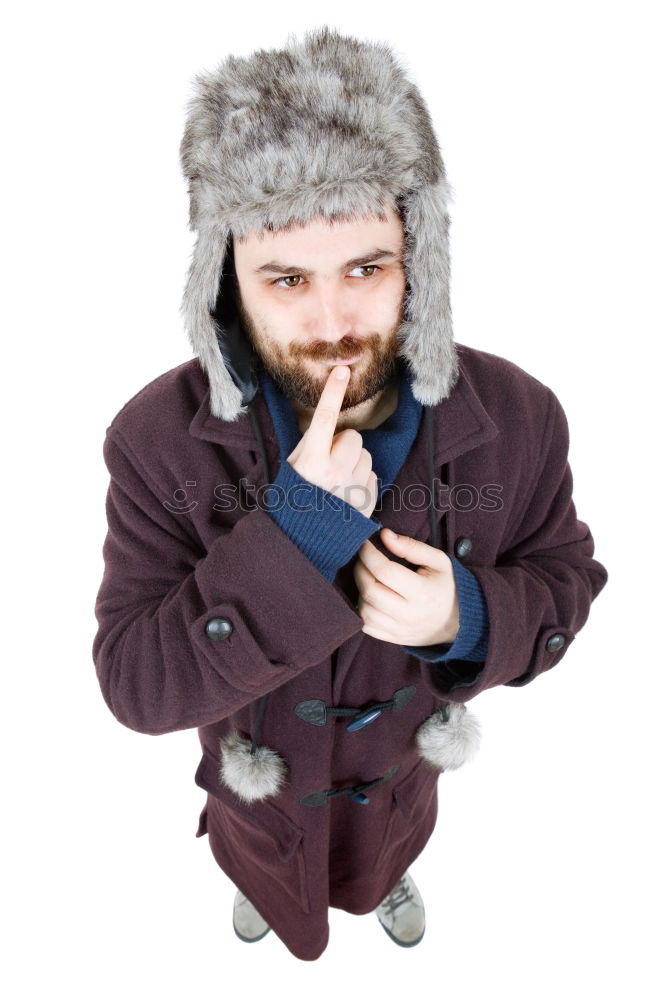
[293,334,379,361]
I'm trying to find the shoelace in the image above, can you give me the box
[379,876,414,915]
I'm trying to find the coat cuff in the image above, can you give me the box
[401,556,489,662]
[263,459,381,581]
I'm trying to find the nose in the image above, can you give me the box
[306,282,352,345]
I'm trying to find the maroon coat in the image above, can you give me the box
[92,342,608,960]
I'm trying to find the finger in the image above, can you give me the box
[360,622,394,642]
[380,528,449,574]
[302,364,350,456]
[353,554,407,616]
[334,446,371,504]
[357,537,420,599]
[329,426,363,469]
[350,447,372,481]
[358,601,401,641]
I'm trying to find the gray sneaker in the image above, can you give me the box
[375,871,426,947]
[232,889,271,943]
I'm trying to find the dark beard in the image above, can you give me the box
[235,291,404,412]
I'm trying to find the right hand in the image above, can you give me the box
[286,365,378,519]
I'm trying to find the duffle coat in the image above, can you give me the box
[92,341,608,961]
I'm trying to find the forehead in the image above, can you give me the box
[232,202,404,268]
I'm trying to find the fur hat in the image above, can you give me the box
[179,25,459,422]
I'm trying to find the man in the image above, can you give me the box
[92,27,608,962]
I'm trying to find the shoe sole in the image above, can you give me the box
[233,921,271,944]
[377,916,425,948]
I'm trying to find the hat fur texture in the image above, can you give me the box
[179,25,459,421]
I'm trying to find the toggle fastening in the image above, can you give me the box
[300,765,401,807]
[294,686,416,731]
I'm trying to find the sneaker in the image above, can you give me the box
[375,870,425,947]
[232,889,271,943]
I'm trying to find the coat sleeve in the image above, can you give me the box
[422,387,608,703]
[92,427,363,736]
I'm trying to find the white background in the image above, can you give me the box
[2,1,664,997]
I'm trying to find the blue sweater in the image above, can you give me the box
[259,362,489,664]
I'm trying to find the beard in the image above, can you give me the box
[235,292,404,412]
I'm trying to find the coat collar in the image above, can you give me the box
[189,346,499,469]
[189,375,278,453]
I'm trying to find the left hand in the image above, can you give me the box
[353,527,460,646]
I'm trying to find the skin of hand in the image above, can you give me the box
[353,527,460,646]
[287,364,378,518]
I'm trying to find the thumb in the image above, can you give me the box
[380,527,447,571]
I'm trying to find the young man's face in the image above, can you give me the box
[232,200,407,411]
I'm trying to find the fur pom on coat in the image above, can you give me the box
[218,703,481,804]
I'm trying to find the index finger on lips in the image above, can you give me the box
[304,364,350,455]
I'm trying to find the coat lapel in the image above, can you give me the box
[369,364,499,546]
[189,382,281,489]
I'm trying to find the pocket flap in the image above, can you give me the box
[194,749,303,862]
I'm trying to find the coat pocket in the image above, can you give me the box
[194,748,311,913]
[370,759,440,877]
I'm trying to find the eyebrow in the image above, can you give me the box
[253,248,401,277]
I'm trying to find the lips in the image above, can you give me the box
[324,355,361,365]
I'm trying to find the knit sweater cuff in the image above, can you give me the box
[263,459,381,582]
[401,556,489,662]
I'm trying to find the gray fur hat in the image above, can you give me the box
[179,25,459,422]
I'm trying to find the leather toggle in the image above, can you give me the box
[301,765,401,807]
[293,699,329,727]
[294,686,416,730]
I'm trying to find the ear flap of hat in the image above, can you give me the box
[397,177,459,406]
[180,223,252,422]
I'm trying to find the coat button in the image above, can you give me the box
[205,617,233,641]
[546,633,565,652]
[455,536,473,558]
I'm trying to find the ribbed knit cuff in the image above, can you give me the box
[402,556,489,662]
[263,459,381,582]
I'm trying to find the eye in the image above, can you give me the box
[349,265,379,278]
[272,265,379,289]
[274,275,303,288]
